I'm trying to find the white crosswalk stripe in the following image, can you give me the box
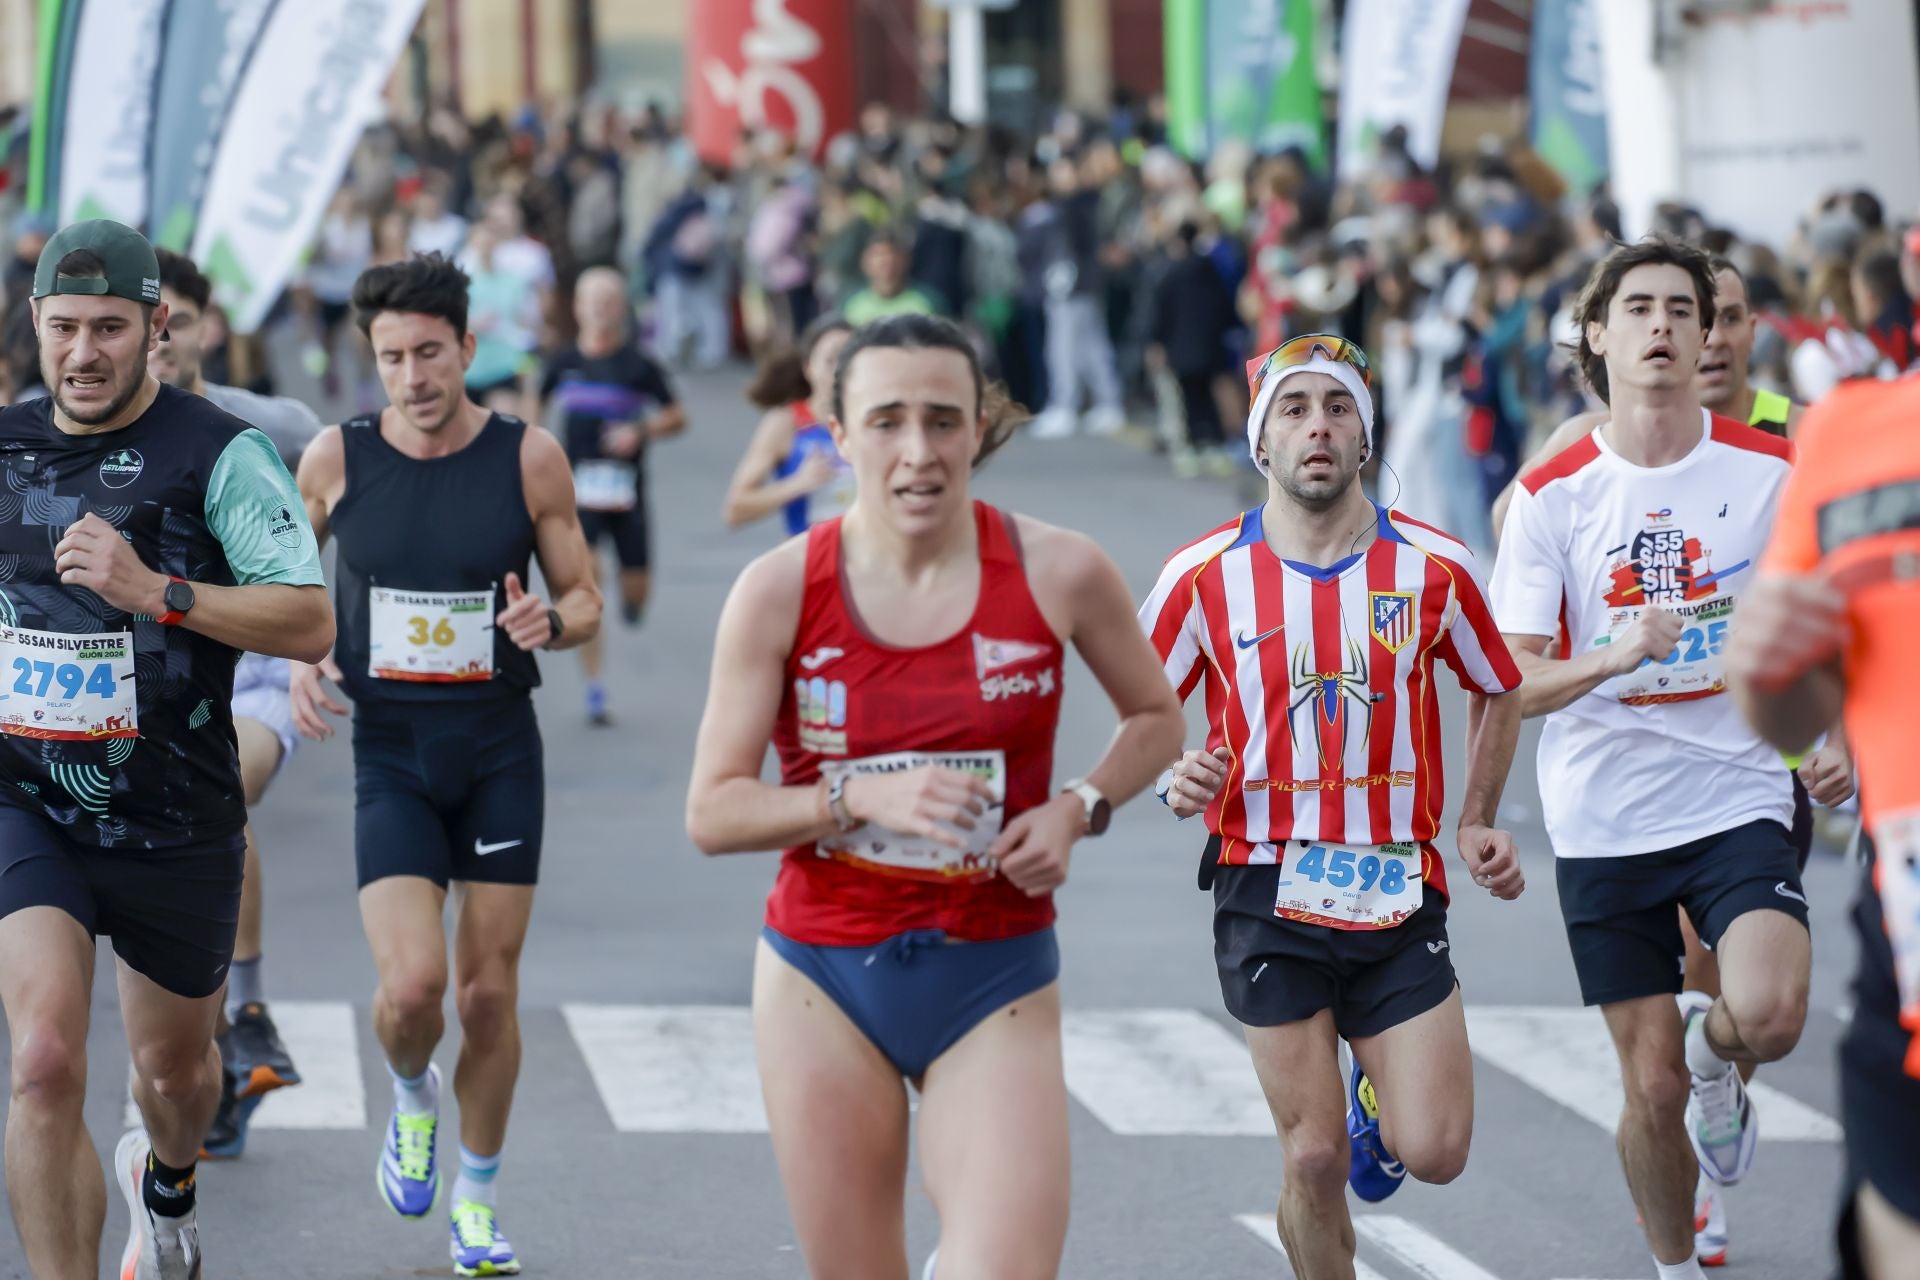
[563,1003,769,1133]
[95,1000,1841,1146]
[1061,1009,1273,1136]
[1354,1216,1506,1280]
[1466,1005,1841,1142]
[123,1000,365,1132]
[1235,1213,1392,1279]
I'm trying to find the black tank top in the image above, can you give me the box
[331,412,539,705]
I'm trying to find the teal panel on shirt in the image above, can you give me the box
[204,429,326,587]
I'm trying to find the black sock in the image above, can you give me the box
[142,1151,197,1218]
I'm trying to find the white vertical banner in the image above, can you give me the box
[1673,3,1920,249]
[56,0,171,229]
[189,0,427,332]
[1335,0,1472,176]
[1600,0,1920,247]
[1593,0,1678,240]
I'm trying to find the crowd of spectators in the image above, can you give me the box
[3,90,1916,551]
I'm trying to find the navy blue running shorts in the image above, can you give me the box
[1210,843,1458,1039]
[0,803,243,998]
[352,696,544,888]
[1555,818,1810,1008]
[761,924,1059,1079]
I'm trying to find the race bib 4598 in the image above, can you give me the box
[1273,839,1423,931]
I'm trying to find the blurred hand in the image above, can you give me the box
[1726,574,1848,692]
[1166,746,1230,820]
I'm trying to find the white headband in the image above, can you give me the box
[1246,356,1375,477]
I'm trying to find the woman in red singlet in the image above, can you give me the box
[688,314,1183,1280]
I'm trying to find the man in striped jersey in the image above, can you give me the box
[1491,239,1813,1280]
[1140,335,1526,1280]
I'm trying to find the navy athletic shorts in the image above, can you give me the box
[1556,818,1810,1007]
[762,924,1059,1079]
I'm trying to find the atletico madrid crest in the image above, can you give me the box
[1369,592,1414,654]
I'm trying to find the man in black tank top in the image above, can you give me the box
[290,254,601,1274]
[0,221,333,1280]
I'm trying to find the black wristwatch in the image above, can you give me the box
[544,607,565,648]
[157,578,195,626]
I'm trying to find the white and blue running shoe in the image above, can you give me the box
[377,1064,441,1218]
[450,1199,520,1277]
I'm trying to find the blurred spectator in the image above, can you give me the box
[645,166,732,370]
[461,225,545,413]
[842,237,941,326]
[299,188,373,396]
[1148,221,1237,475]
[1030,154,1124,439]
[1852,248,1914,371]
[408,177,469,259]
[745,176,819,345]
[3,212,51,313]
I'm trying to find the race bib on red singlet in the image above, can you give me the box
[1272,838,1423,930]
[815,750,1006,883]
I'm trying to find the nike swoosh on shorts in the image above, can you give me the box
[474,839,524,856]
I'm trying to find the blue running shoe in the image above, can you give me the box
[450,1199,521,1276]
[1345,1057,1406,1202]
[377,1065,440,1218]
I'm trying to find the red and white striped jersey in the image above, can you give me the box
[1140,504,1521,891]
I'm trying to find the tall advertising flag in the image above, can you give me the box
[688,0,858,166]
[1167,0,1324,165]
[40,0,172,228]
[189,0,427,332]
[147,0,280,252]
[1529,0,1609,193]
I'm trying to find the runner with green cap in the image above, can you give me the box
[0,219,335,1280]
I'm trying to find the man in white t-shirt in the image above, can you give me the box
[1490,238,1812,1280]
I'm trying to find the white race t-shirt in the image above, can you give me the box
[1491,410,1795,859]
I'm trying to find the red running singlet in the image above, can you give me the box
[767,502,1065,946]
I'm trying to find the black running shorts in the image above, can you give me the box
[1211,841,1458,1039]
[352,696,545,888]
[1555,818,1810,1008]
[578,505,651,571]
[0,803,243,998]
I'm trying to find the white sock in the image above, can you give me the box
[1684,1010,1728,1079]
[389,1063,437,1116]
[1654,1255,1705,1279]
[451,1145,501,1210]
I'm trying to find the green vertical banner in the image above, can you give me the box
[1168,0,1326,167]
[1529,0,1609,192]
[1165,0,1208,159]
[26,0,76,214]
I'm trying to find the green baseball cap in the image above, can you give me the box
[31,219,161,307]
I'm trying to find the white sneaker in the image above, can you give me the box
[115,1129,203,1280]
[1028,409,1076,440]
[1695,1172,1728,1266]
[1683,1013,1758,1186]
[1083,405,1127,436]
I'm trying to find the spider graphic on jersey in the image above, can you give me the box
[1286,635,1384,770]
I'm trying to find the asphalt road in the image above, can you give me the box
[0,363,1854,1279]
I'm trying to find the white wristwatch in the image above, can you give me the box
[1061,778,1111,836]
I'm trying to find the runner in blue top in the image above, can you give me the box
[723,314,855,534]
